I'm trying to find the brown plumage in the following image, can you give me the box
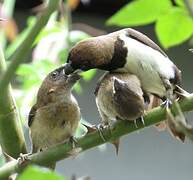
[65,28,181,101]
[95,72,145,154]
[28,66,81,168]
[95,72,145,125]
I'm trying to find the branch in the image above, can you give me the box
[0,94,193,179]
[0,48,27,158]
[0,0,60,93]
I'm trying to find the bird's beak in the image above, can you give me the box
[67,71,82,84]
[64,62,75,75]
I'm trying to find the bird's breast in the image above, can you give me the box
[115,33,176,97]
[30,99,80,151]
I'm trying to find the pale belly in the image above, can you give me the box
[30,100,80,152]
[117,34,175,98]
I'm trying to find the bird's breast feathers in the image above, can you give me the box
[116,32,176,97]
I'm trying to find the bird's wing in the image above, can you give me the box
[113,78,144,120]
[125,28,167,57]
[28,105,37,127]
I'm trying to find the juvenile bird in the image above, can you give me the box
[95,72,145,153]
[28,66,81,168]
[95,72,145,125]
[64,28,182,104]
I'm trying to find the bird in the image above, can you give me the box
[28,66,81,168]
[95,72,145,125]
[64,28,182,104]
[95,72,145,154]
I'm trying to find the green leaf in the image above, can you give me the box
[81,69,97,81]
[107,0,172,26]
[175,0,185,7]
[155,7,193,48]
[18,166,64,180]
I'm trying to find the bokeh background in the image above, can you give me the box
[8,0,193,179]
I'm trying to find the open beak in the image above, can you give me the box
[67,71,82,84]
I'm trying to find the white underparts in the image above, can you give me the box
[117,33,175,97]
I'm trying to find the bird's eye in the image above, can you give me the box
[51,71,59,79]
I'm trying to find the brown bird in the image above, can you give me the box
[64,28,188,142]
[64,28,182,104]
[95,72,145,125]
[28,66,81,168]
[95,72,145,153]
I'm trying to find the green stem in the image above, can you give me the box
[0,0,60,158]
[0,0,60,93]
[0,47,27,158]
[0,94,193,179]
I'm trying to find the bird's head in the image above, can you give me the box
[37,66,81,103]
[64,36,126,75]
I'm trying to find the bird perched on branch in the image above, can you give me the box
[95,72,146,154]
[28,66,81,168]
[95,72,145,125]
[64,28,182,104]
[64,28,188,142]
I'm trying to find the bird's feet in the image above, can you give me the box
[134,116,145,128]
[161,99,172,109]
[68,137,82,158]
[18,153,31,166]
[69,136,79,149]
[96,124,108,142]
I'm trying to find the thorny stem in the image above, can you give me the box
[0,94,193,179]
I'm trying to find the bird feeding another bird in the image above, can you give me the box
[64,28,187,141]
[64,28,182,104]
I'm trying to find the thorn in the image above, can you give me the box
[111,139,120,155]
[154,122,167,131]
[175,85,190,99]
[81,123,97,134]
[166,108,185,142]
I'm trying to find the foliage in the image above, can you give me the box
[18,166,64,180]
[107,0,193,48]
